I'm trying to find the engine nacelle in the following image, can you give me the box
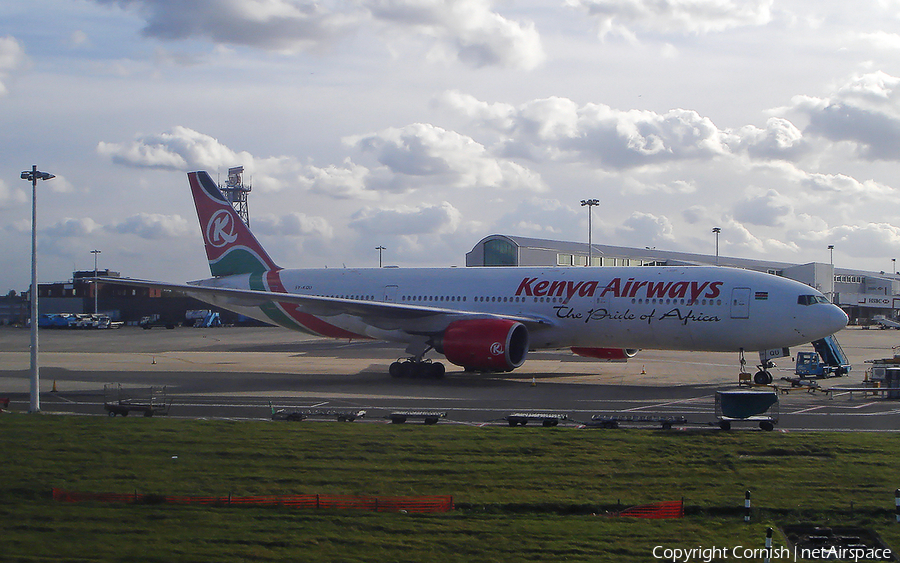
[437,319,529,372]
[571,347,638,362]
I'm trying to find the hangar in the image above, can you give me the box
[466,234,899,325]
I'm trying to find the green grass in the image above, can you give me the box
[2,415,899,562]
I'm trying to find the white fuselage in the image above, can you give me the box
[199,265,848,353]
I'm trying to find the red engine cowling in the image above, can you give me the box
[570,347,639,362]
[437,319,529,372]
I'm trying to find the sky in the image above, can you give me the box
[3,0,900,293]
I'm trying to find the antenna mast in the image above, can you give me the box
[219,166,252,226]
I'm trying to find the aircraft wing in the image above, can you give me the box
[96,277,552,332]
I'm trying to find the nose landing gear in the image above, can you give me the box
[739,349,775,385]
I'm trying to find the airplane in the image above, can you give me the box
[103,171,849,384]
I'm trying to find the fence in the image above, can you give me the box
[52,488,454,513]
[610,499,684,519]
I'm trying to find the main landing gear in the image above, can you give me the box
[389,359,446,379]
[389,340,446,379]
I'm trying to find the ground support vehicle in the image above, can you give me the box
[505,412,568,427]
[715,389,778,431]
[271,406,366,422]
[104,384,170,417]
[794,336,851,379]
[387,411,446,424]
[585,414,687,430]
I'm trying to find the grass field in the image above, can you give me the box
[2,415,899,562]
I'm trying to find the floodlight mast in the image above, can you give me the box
[21,165,55,413]
[580,199,599,266]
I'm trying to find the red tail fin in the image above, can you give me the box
[189,171,279,277]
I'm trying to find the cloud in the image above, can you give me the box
[790,71,900,160]
[0,180,27,209]
[95,0,357,53]
[0,35,29,96]
[44,217,104,238]
[93,0,543,69]
[347,122,546,192]
[732,188,794,227]
[370,0,544,70]
[111,213,191,239]
[491,197,581,238]
[97,127,296,190]
[614,212,676,247]
[799,223,900,260]
[800,172,895,198]
[348,202,461,235]
[297,159,376,200]
[718,217,800,256]
[567,0,773,38]
[97,126,253,170]
[443,92,731,169]
[733,117,808,161]
[253,212,333,238]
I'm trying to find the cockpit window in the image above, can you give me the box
[798,295,829,305]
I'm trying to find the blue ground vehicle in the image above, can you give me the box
[795,335,851,378]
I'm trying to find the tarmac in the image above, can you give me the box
[1,324,900,431]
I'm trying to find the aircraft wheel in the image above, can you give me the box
[389,362,403,378]
[759,421,775,431]
[430,362,445,379]
[719,420,731,431]
[400,362,417,378]
[754,370,773,385]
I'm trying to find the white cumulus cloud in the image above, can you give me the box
[349,201,461,235]
[567,0,773,38]
[790,71,900,160]
[253,212,333,238]
[0,35,29,96]
[347,122,546,192]
[93,0,543,69]
[111,213,191,239]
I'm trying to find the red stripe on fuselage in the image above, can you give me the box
[265,270,366,339]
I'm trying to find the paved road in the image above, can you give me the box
[1,325,899,431]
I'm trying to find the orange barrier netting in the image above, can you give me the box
[52,488,453,513]
[610,500,684,519]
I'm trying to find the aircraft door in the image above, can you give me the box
[730,287,750,319]
[382,285,399,303]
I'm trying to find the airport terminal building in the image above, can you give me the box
[466,234,899,325]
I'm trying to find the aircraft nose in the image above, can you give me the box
[824,304,849,334]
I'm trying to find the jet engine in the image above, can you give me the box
[436,318,529,372]
[570,347,639,362]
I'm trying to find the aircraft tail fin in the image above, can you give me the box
[188,171,280,277]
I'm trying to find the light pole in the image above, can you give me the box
[21,165,55,413]
[91,249,101,314]
[375,246,386,268]
[580,199,599,266]
[893,258,896,275]
[828,245,835,303]
[712,227,721,266]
